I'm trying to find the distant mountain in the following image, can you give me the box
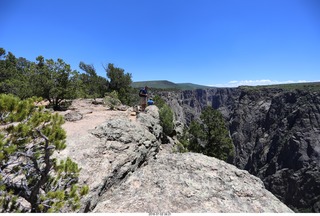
[239,81,320,91]
[132,80,320,91]
[176,82,213,90]
[132,80,212,90]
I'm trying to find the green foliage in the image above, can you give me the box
[104,91,122,110]
[33,57,76,110]
[153,94,174,136]
[127,88,141,106]
[131,80,211,90]
[153,95,166,109]
[0,94,88,213]
[179,107,234,161]
[0,48,135,108]
[105,63,133,105]
[0,50,34,99]
[0,48,107,108]
[79,62,108,99]
[159,104,174,136]
[132,80,179,89]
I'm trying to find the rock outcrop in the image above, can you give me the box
[81,107,162,212]
[58,100,292,213]
[160,87,320,212]
[64,111,83,121]
[136,105,162,139]
[93,153,293,213]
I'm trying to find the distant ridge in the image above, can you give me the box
[132,80,212,90]
[239,81,320,92]
[176,82,213,90]
[132,80,320,91]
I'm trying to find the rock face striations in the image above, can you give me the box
[58,102,292,213]
[160,87,320,212]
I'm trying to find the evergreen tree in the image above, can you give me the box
[159,103,174,136]
[33,57,76,110]
[15,57,36,99]
[0,50,19,96]
[187,107,234,161]
[79,62,108,99]
[105,63,132,105]
[188,120,206,153]
[153,95,166,109]
[153,95,175,136]
[0,94,88,213]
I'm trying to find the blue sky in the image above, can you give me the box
[1,0,319,87]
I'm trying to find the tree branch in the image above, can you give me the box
[27,128,52,212]
[15,152,41,173]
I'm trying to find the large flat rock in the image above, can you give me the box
[94,153,293,213]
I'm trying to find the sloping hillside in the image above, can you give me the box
[132,80,211,90]
[132,80,179,89]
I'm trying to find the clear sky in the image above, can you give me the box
[1,0,320,87]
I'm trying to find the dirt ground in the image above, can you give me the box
[60,99,136,140]
[55,99,137,160]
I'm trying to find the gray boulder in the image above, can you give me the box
[136,105,162,139]
[64,111,83,121]
[173,120,184,137]
[93,153,293,213]
[82,117,161,212]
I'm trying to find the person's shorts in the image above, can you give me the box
[140,97,147,105]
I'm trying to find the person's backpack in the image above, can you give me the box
[139,88,145,97]
[139,89,143,97]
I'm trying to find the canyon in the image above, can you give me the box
[159,87,320,212]
[56,98,293,213]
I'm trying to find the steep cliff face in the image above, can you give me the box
[160,88,320,212]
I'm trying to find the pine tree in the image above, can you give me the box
[153,95,175,136]
[33,57,76,110]
[79,62,108,99]
[187,106,234,161]
[105,63,132,105]
[0,94,88,213]
[159,104,174,136]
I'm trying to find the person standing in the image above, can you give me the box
[139,86,148,111]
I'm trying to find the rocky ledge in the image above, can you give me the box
[93,153,293,213]
[58,101,293,213]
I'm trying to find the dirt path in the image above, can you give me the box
[53,99,138,189]
[55,99,136,161]
[60,99,136,143]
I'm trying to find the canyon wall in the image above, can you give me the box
[160,87,320,212]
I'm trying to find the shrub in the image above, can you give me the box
[104,91,121,110]
[0,94,88,212]
[159,104,174,136]
[152,95,175,136]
